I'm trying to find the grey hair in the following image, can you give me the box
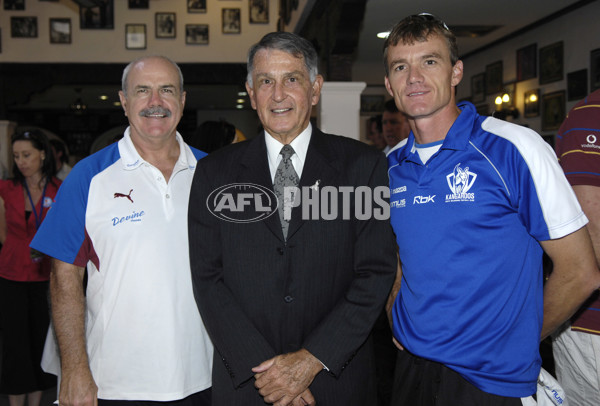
[246,32,319,86]
[121,55,184,97]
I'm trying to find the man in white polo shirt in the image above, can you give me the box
[31,55,213,406]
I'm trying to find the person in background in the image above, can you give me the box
[367,115,386,150]
[188,31,397,406]
[382,99,410,154]
[0,129,60,406]
[49,139,72,181]
[383,13,600,405]
[553,88,600,406]
[30,55,213,406]
[186,120,237,153]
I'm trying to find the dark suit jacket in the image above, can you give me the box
[188,128,397,405]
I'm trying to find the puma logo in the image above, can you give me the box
[114,189,134,203]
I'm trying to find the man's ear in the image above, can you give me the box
[118,90,128,116]
[245,81,257,110]
[451,60,464,87]
[311,75,324,106]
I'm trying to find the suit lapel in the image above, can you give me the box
[238,135,285,241]
[287,129,341,240]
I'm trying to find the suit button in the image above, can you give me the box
[277,247,284,255]
[284,295,294,303]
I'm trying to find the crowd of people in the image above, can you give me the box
[0,12,599,406]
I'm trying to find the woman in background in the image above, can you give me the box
[0,130,60,406]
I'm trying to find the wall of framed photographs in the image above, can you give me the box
[0,0,278,63]
[455,0,600,139]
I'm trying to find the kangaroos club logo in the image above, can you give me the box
[445,163,476,202]
[114,189,134,203]
[207,183,278,223]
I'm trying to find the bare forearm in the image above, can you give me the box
[50,259,89,371]
[541,227,600,339]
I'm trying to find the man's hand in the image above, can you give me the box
[58,365,98,406]
[252,349,323,406]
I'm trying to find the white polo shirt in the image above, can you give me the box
[32,128,213,401]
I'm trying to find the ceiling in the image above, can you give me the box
[6,0,589,112]
[354,0,584,65]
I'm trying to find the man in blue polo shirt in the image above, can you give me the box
[383,13,600,405]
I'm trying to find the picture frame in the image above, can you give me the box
[590,48,600,92]
[360,95,384,113]
[471,73,485,103]
[485,61,503,95]
[11,17,38,38]
[50,18,71,44]
[524,89,540,118]
[125,24,146,50]
[79,0,114,30]
[567,69,588,101]
[249,0,269,24]
[222,8,241,33]
[539,41,563,85]
[541,91,566,131]
[516,43,536,82]
[185,24,208,45]
[188,0,207,13]
[128,0,149,9]
[0,29,2,54]
[155,13,176,39]
[4,0,24,11]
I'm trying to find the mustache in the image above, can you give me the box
[139,106,172,117]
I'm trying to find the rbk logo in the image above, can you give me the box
[114,189,134,203]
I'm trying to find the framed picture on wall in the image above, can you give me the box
[471,73,485,103]
[591,48,600,91]
[128,0,149,9]
[80,0,114,29]
[360,95,384,113]
[524,89,540,118]
[539,41,563,85]
[4,0,24,10]
[186,24,208,45]
[125,24,146,50]
[222,8,241,33]
[516,43,536,82]
[567,69,588,101]
[156,13,176,38]
[249,0,269,24]
[188,0,207,13]
[11,17,38,38]
[485,61,503,95]
[541,90,566,131]
[50,18,71,44]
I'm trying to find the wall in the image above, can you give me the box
[456,1,600,136]
[0,0,278,63]
[352,1,600,138]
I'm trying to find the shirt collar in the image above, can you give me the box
[265,123,312,171]
[119,126,196,171]
[393,101,478,164]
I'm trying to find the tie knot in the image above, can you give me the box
[280,145,295,160]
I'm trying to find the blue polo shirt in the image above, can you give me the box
[388,102,587,397]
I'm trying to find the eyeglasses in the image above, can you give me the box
[414,12,450,31]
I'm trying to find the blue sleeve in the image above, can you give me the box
[31,144,120,265]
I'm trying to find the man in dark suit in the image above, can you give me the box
[188,32,397,406]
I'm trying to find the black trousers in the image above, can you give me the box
[391,349,524,406]
[98,388,211,406]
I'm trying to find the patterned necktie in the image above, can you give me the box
[273,145,299,239]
